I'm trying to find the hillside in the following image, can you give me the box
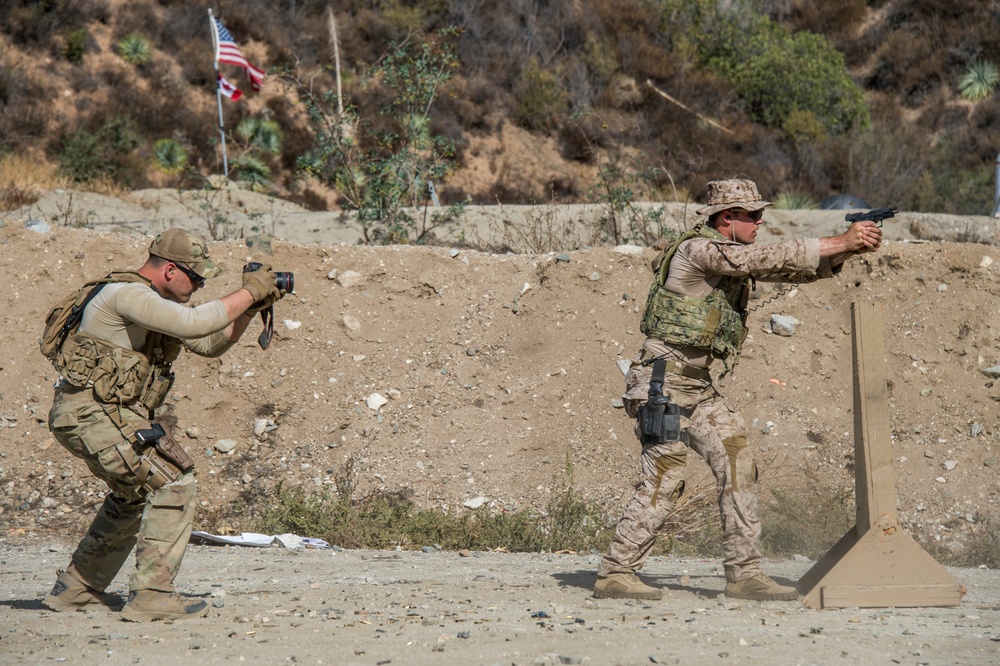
[3,0,1000,216]
[1,200,999,565]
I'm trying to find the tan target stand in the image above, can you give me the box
[798,301,967,609]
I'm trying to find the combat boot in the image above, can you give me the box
[42,569,125,612]
[120,589,210,622]
[724,572,799,601]
[593,572,662,600]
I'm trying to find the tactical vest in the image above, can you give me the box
[639,225,750,363]
[51,272,183,412]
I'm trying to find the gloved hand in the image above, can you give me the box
[241,263,280,304]
[247,290,284,315]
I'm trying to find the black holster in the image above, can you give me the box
[638,359,689,445]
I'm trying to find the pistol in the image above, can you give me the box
[845,206,898,227]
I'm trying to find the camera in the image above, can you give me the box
[243,262,294,294]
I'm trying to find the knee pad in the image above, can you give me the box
[722,434,757,493]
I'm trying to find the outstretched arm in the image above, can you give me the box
[823,221,882,267]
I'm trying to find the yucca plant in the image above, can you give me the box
[151,139,188,174]
[773,190,818,210]
[958,60,999,101]
[117,33,152,66]
[232,153,271,191]
[235,117,283,155]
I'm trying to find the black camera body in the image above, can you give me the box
[243,262,294,294]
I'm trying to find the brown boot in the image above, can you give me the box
[120,589,210,622]
[724,573,799,601]
[42,569,125,612]
[593,572,662,600]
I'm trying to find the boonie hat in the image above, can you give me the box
[696,178,773,217]
[148,228,221,279]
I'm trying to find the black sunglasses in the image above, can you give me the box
[173,262,205,288]
[736,209,764,222]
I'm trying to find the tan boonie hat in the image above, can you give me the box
[696,178,773,217]
[148,228,221,278]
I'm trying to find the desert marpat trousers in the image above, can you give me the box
[598,364,763,583]
[48,387,196,593]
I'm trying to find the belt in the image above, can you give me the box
[664,360,709,380]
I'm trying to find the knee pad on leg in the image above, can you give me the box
[722,434,757,493]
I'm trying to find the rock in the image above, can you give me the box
[185,426,200,439]
[613,245,643,256]
[616,359,632,376]
[366,393,388,410]
[556,253,570,262]
[25,220,51,234]
[214,439,237,454]
[337,270,365,288]
[943,460,958,470]
[980,365,1000,379]
[769,314,799,337]
[589,271,601,281]
[463,496,488,509]
[342,315,361,331]
[449,248,460,258]
[283,319,301,330]
[253,419,269,437]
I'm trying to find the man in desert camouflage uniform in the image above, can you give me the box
[41,229,285,621]
[594,178,883,601]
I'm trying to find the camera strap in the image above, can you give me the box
[256,305,274,350]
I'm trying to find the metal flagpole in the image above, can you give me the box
[208,8,229,178]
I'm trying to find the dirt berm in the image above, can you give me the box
[0,193,998,663]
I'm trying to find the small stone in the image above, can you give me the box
[556,253,571,262]
[337,270,364,288]
[366,393,388,410]
[589,271,601,281]
[253,419,269,437]
[463,496,488,509]
[214,439,237,454]
[466,347,477,356]
[185,426,199,439]
[769,314,798,337]
[449,248,460,258]
[942,460,958,471]
[980,365,1000,379]
[342,315,361,331]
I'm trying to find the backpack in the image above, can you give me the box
[39,274,126,363]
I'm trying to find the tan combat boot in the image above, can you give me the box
[593,572,662,600]
[42,569,125,612]
[724,572,799,601]
[120,589,210,622]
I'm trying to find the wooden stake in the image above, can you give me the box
[798,301,966,609]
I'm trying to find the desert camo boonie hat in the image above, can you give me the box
[148,228,221,279]
[696,178,773,217]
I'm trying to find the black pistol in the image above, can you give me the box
[845,206,897,227]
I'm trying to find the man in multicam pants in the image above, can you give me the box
[594,178,884,601]
[41,229,284,621]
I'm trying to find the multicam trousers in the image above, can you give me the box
[597,357,763,583]
[48,387,196,593]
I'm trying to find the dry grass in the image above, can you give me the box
[0,153,68,210]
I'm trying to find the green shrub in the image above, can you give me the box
[59,116,142,185]
[151,138,188,174]
[65,28,88,63]
[117,33,152,66]
[513,59,568,131]
[761,487,854,560]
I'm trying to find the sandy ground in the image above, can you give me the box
[1,540,998,666]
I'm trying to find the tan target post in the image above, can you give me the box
[798,301,966,609]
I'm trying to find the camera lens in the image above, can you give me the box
[275,272,294,293]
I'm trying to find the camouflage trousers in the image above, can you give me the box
[598,359,762,582]
[48,387,196,593]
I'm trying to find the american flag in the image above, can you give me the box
[212,17,264,91]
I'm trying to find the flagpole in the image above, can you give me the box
[208,8,229,178]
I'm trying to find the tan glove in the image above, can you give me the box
[242,263,280,304]
[247,290,284,314]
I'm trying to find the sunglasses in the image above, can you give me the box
[173,262,205,288]
[736,209,764,222]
